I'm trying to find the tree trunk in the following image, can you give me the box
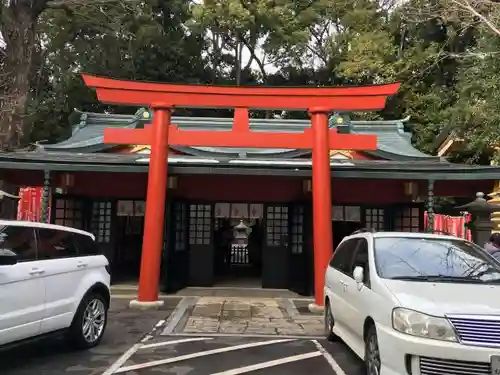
[0,5,39,150]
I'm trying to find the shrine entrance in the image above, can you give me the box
[162,199,312,295]
[82,74,400,308]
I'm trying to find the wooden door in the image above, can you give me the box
[90,200,115,277]
[162,200,189,293]
[188,203,214,286]
[288,203,310,295]
[262,204,289,289]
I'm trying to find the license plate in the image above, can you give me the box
[491,356,500,375]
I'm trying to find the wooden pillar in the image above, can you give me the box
[310,108,333,307]
[426,180,435,232]
[137,104,171,304]
[41,170,51,223]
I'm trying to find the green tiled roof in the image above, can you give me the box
[45,109,438,161]
[0,151,497,180]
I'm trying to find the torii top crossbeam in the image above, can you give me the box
[82,74,400,111]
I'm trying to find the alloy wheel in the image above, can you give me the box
[82,298,106,343]
[366,332,381,375]
[324,304,334,336]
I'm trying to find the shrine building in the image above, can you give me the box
[2,75,500,308]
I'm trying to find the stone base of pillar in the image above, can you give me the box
[308,303,324,315]
[129,299,165,310]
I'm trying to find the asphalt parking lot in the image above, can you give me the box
[101,334,365,375]
[0,297,181,375]
[0,297,364,375]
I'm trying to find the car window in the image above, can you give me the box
[352,238,370,285]
[0,225,37,262]
[330,238,359,275]
[37,228,78,260]
[74,233,100,256]
[374,236,500,284]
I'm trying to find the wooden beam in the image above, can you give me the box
[104,126,377,151]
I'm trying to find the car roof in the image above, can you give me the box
[0,220,95,240]
[350,231,464,242]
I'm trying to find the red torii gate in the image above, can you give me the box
[82,74,400,309]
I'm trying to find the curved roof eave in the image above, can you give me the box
[46,111,435,160]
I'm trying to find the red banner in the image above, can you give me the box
[17,187,50,222]
[424,212,472,241]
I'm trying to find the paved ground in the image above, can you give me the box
[0,297,181,375]
[103,335,364,375]
[163,296,324,337]
[0,295,364,375]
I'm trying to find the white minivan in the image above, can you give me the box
[0,220,111,349]
[324,230,500,375]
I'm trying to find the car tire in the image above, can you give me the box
[324,300,338,341]
[66,292,108,350]
[364,325,381,375]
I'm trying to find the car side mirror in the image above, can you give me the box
[0,249,17,266]
[353,266,364,284]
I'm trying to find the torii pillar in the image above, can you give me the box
[310,108,333,311]
[82,74,400,309]
[134,104,171,306]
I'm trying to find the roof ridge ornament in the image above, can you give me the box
[330,112,352,134]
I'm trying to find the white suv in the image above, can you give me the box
[0,220,110,349]
[324,230,500,375]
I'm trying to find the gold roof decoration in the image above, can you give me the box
[329,150,353,159]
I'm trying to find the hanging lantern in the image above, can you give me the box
[60,173,74,188]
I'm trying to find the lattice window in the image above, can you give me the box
[332,205,361,222]
[266,205,289,246]
[54,199,83,229]
[91,201,112,243]
[365,208,385,231]
[291,206,304,254]
[394,207,420,232]
[189,204,211,245]
[174,202,187,251]
[214,218,224,230]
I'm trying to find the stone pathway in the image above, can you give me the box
[180,297,324,336]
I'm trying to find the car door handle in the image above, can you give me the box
[77,262,88,268]
[29,268,45,275]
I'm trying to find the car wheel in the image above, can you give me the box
[364,325,381,375]
[66,292,108,350]
[324,300,338,341]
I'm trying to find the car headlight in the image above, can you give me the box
[392,308,457,342]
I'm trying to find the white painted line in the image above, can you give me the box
[101,343,143,375]
[115,338,295,373]
[140,337,213,350]
[161,331,324,340]
[312,340,347,375]
[208,351,322,375]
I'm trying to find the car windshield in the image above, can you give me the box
[374,236,500,284]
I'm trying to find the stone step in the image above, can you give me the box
[111,285,311,300]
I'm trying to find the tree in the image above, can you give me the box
[0,0,48,149]
[190,0,315,84]
[408,0,500,38]
[1,0,208,146]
